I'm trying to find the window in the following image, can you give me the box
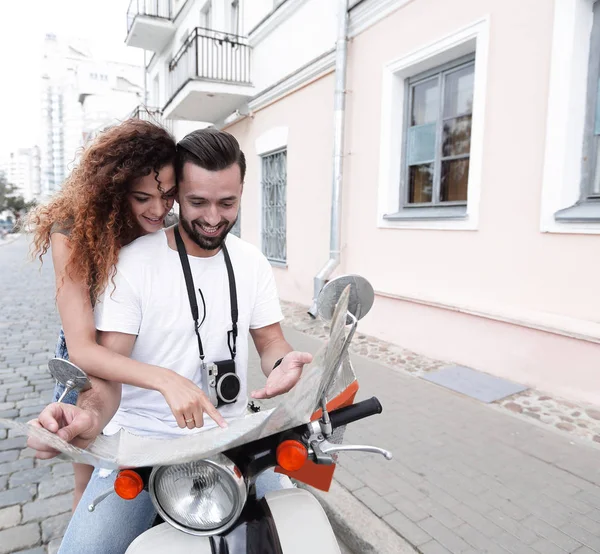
[202,1,213,29]
[555,0,600,223]
[261,150,287,264]
[403,57,474,209]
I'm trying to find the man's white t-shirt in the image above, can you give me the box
[94,229,283,438]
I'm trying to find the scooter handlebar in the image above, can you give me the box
[329,397,383,430]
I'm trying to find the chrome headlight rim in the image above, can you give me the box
[149,454,247,537]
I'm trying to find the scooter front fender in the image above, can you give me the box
[125,488,340,554]
[125,523,212,554]
[263,488,341,554]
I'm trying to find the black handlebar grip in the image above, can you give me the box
[329,397,383,429]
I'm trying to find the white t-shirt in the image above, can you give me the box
[94,229,283,438]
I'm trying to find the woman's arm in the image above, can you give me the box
[50,233,226,429]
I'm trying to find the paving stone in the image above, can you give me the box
[353,486,396,517]
[0,436,27,451]
[0,449,19,463]
[41,512,71,542]
[47,537,62,554]
[522,517,581,552]
[9,466,52,487]
[38,475,74,499]
[333,467,364,492]
[0,409,18,418]
[418,517,471,553]
[419,541,452,554]
[383,511,431,546]
[51,463,74,478]
[0,457,34,476]
[0,475,7,491]
[0,504,21,530]
[19,405,48,417]
[0,486,35,508]
[0,522,41,554]
[13,547,46,554]
[531,537,571,554]
[23,493,73,522]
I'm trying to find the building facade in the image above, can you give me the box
[127,0,600,405]
[40,33,144,198]
[0,147,41,202]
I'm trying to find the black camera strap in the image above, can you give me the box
[174,226,238,361]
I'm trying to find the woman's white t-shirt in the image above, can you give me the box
[94,229,283,438]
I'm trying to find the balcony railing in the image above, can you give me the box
[129,106,173,134]
[167,28,252,101]
[127,0,172,34]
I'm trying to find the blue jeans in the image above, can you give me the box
[57,466,290,554]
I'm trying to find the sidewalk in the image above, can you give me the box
[262,325,600,554]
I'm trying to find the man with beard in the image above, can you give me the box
[28,128,313,554]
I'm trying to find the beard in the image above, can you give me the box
[180,213,237,251]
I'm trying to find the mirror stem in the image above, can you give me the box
[57,380,75,403]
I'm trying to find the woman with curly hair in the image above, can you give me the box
[27,119,225,510]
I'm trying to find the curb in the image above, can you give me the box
[298,479,417,554]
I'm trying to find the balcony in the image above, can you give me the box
[126,0,175,52]
[163,28,254,123]
[129,105,173,134]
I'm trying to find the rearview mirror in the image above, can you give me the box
[48,358,92,402]
[316,275,374,323]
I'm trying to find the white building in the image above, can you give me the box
[40,33,144,198]
[0,147,41,202]
[125,0,600,406]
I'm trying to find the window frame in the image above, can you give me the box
[377,18,489,230]
[260,148,287,266]
[555,0,600,223]
[401,54,475,213]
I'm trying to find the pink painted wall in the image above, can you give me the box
[227,0,600,402]
[226,74,337,302]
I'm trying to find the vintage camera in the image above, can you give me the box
[202,359,241,408]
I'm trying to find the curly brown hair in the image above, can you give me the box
[27,119,177,303]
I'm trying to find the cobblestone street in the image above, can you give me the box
[3,235,600,553]
[0,236,71,554]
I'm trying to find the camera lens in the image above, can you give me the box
[218,374,241,403]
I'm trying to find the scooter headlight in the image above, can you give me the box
[149,455,247,536]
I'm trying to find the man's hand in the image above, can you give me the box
[251,351,313,400]
[158,373,228,430]
[27,403,101,460]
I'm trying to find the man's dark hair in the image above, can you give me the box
[176,127,246,183]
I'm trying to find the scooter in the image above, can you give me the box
[48,275,393,554]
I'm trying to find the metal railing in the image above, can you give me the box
[127,0,173,34]
[167,28,252,103]
[129,106,173,134]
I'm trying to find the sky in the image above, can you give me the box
[0,0,144,153]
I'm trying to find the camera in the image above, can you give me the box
[202,359,241,408]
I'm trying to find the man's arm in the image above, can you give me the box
[250,323,313,400]
[250,322,293,378]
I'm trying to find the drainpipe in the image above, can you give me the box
[308,0,350,318]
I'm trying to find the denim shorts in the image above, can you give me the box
[52,329,79,406]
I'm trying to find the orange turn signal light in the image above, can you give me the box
[114,470,144,500]
[276,439,308,472]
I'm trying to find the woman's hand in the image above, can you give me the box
[157,372,228,430]
[27,403,103,459]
